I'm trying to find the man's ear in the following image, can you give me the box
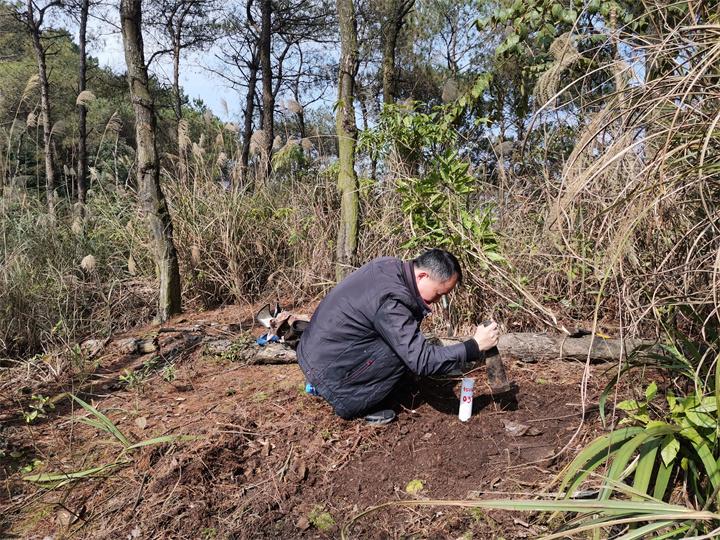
[416,271,429,280]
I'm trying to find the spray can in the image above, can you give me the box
[458,377,475,422]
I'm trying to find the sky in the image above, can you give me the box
[45,9,247,122]
[44,6,342,129]
[88,30,244,122]
[61,12,337,124]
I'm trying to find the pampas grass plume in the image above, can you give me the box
[80,254,97,273]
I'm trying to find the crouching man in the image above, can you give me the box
[297,248,499,424]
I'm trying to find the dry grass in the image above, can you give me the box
[506,11,720,341]
[2,5,717,363]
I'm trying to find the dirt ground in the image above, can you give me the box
[0,304,618,539]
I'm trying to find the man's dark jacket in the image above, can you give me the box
[297,257,480,419]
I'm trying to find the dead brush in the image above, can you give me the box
[564,30,718,337]
[1,74,40,186]
[505,12,720,341]
[164,158,426,309]
[484,10,720,537]
[0,185,157,361]
[166,171,341,307]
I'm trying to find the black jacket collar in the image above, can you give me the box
[402,261,432,317]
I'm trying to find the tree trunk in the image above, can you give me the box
[172,38,189,185]
[172,42,182,124]
[77,0,89,204]
[240,50,259,186]
[381,0,413,105]
[296,105,306,139]
[225,334,658,365]
[335,0,359,281]
[258,0,273,187]
[27,0,56,212]
[120,0,182,322]
[292,51,305,139]
[382,0,417,180]
[440,333,657,363]
[356,79,377,181]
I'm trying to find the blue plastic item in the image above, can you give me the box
[256,333,280,346]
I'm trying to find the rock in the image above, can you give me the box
[80,338,106,358]
[55,508,72,528]
[223,323,242,333]
[137,339,158,354]
[294,461,308,481]
[205,339,233,355]
[296,516,310,531]
[115,337,157,355]
[502,420,542,437]
[116,338,139,355]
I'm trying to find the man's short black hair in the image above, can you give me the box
[413,248,462,284]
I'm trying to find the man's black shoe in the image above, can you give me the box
[364,409,396,425]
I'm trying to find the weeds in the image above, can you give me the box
[118,356,172,389]
[251,391,269,403]
[22,394,199,488]
[341,498,720,540]
[162,363,176,382]
[308,504,335,532]
[118,368,145,389]
[200,528,217,539]
[216,334,255,362]
[22,394,54,423]
[0,187,154,361]
[404,479,425,496]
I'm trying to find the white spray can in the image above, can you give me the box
[458,377,475,422]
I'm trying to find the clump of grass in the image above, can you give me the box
[405,479,425,496]
[251,391,268,402]
[167,177,340,306]
[0,186,155,362]
[308,504,335,532]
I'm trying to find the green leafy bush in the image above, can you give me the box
[360,100,504,266]
[559,325,720,537]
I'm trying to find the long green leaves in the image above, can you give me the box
[23,462,127,488]
[590,311,720,518]
[70,394,131,447]
[22,394,200,488]
[557,426,643,497]
[341,497,720,540]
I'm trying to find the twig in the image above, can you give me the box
[276,443,294,480]
[131,472,148,513]
[525,406,598,423]
[333,435,363,472]
[157,326,204,333]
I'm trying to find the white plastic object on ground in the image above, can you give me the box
[458,377,475,422]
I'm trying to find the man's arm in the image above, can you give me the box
[374,298,481,376]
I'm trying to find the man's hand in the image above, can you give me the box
[473,320,499,351]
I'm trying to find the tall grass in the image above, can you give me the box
[0,184,155,361]
[0,165,412,361]
[470,6,720,537]
[532,13,720,340]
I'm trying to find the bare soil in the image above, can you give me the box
[0,304,618,539]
